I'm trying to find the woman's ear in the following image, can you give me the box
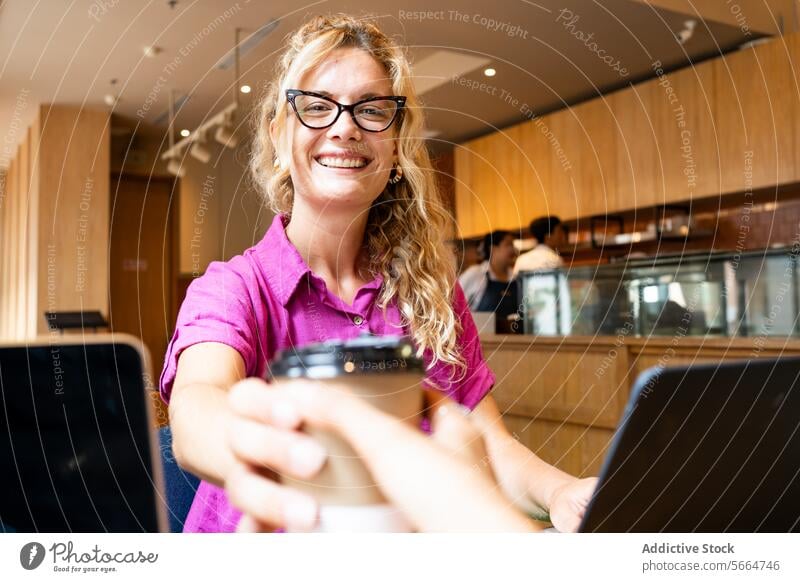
[269,119,278,150]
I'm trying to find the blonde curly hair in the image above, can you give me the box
[250,14,464,375]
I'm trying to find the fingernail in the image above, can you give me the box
[283,494,318,532]
[271,400,300,427]
[289,440,327,476]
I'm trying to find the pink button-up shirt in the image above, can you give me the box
[160,214,495,532]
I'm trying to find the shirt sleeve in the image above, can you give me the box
[424,283,495,410]
[159,258,260,405]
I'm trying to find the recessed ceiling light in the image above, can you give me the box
[180,129,191,137]
[240,84,251,94]
[143,45,163,58]
[483,68,496,77]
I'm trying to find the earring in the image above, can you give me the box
[273,157,281,170]
[389,164,403,184]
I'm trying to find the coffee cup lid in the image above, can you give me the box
[269,335,424,379]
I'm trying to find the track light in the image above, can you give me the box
[190,134,212,163]
[161,101,238,162]
[676,19,697,45]
[166,156,186,177]
[215,122,238,149]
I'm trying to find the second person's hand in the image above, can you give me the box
[234,381,542,533]
[224,377,328,532]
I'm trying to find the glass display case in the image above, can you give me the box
[518,249,800,338]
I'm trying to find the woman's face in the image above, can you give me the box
[281,47,398,213]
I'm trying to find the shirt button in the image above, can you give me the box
[353,315,364,326]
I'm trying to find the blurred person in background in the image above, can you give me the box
[513,216,565,277]
[459,230,518,313]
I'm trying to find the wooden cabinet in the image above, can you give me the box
[455,134,503,237]
[650,57,720,205]
[513,121,551,224]
[575,98,620,216]
[483,334,800,477]
[610,78,664,210]
[453,34,800,235]
[543,107,579,220]
[712,36,798,194]
[793,34,800,184]
[454,122,555,237]
[547,99,619,220]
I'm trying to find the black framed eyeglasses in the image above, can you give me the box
[286,89,406,132]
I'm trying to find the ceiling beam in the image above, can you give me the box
[629,0,798,35]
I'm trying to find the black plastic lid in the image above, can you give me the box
[269,335,424,379]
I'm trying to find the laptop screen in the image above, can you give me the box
[581,357,800,532]
[0,341,163,532]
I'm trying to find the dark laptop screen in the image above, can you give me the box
[581,357,800,532]
[0,341,161,532]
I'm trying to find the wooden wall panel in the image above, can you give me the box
[793,33,800,184]
[454,35,800,234]
[546,108,581,220]
[652,57,719,205]
[484,335,800,477]
[453,146,474,238]
[36,105,110,335]
[26,119,41,338]
[485,339,630,430]
[0,169,6,339]
[16,134,30,338]
[1,105,109,340]
[517,115,553,218]
[492,124,527,232]
[713,37,797,195]
[7,156,19,339]
[611,78,664,211]
[574,98,619,217]
[503,415,615,478]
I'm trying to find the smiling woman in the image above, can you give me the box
[249,20,462,368]
[162,13,595,534]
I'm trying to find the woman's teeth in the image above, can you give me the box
[316,156,368,168]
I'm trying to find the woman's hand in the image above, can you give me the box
[232,381,540,533]
[224,378,327,532]
[547,477,598,532]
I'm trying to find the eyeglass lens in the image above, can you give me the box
[293,94,400,131]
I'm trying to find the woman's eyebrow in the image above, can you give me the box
[314,90,383,100]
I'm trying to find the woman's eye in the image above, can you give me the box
[301,101,333,115]
[357,105,391,119]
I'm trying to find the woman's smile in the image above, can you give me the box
[314,152,373,169]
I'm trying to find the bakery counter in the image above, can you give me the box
[481,334,800,476]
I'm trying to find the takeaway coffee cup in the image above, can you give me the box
[269,335,425,532]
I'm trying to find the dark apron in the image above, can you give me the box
[476,272,518,319]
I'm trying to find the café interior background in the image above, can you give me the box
[2,0,800,476]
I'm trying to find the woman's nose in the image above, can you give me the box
[325,110,362,141]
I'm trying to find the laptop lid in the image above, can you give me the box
[580,357,800,532]
[0,334,168,532]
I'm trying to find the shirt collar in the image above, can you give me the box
[256,213,312,306]
[256,213,384,306]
